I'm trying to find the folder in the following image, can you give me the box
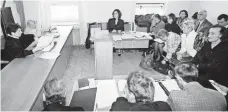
[70,88,97,111]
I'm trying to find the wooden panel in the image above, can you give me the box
[1,26,73,111]
[114,39,149,49]
[94,35,113,80]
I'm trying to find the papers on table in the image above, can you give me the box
[160,79,181,92]
[35,35,54,49]
[112,35,122,41]
[96,80,119,109]
[116,79,180,102]
[154,38,165,43]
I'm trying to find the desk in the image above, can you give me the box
[94,32,151,80]
[71,79,180,111]
[1,26,73,111]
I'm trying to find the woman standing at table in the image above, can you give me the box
[4,23,43,61]
[107,9,124,33]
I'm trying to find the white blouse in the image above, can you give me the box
[178,30,198,57]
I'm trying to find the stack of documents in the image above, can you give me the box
[35,35,54,49]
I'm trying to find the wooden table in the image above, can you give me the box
[1,26,73,111]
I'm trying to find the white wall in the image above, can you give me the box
[23,1,228,44]
[190,1,228,25]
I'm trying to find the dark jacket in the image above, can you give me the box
[107,18,124,32]
[110,97,171,111]
[43,103,84,111]
[192,39,228,87]
[4,36,33,61]
[165,23,181,35]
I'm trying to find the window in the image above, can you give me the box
[135,3,165,15]
[50,4,79,25]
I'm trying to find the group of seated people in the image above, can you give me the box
[43,62,227,111]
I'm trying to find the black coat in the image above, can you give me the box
[110,97,171,111]
[165,23,181,35]
[192,39,228,87]
[43,103,84,111]
[4,35,34,61]
[107,18,124,32]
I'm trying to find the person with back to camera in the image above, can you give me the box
[107,9,124,33]
[110,71,171,111]
[43,77,84,111]
[167,62,227,111]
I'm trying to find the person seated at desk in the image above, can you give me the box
[176,19,201,62]
[154,29,181,64]
[43,77,84,111]
[192,25,228,89]
[167,62,227,111]
[110,71,171,111]
[150,14,165,37]
[107,9,124,33]
[4,23,43,61]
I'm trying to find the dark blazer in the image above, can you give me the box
[43,103,84,111]
[107,18,124,32]
[192,39,228,87]
[195,19,212,37]
[110,97,171,111]
[165,23,181,35]
[4,36,33,61]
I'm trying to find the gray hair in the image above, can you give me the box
[127,71,155,103]
[44,77,66,103]
[198,9,207,16]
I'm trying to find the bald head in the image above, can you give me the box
[198,9,207,21]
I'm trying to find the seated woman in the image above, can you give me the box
[107,9,124,33]
[154,29,181,64]
[110,71,171,111]
[150,14,165,36]
[176,10,188,28]
[165,13,181,35]
[4,23,43,61]
[176,19,200,61]
[43,77,84,111]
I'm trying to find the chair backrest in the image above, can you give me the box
[136,26,148,32]
[124,23,131,32]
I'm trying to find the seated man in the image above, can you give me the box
[177,19,200,61]
[167,62,227,111]
[110,71,171,111]
[195,9,212,39]
[43,77,84,111]
[192,25,228,89]
[217,14,228,39]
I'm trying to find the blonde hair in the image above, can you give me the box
[182,18,195,30]
[127,71,155,103]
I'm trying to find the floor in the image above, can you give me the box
[61,45,169,105]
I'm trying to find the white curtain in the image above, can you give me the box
[38,0,51,31]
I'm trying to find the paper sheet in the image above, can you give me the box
[95,80,119,109]
[42,41,55,52]
[160,79,181,92]
[112,35,122,41]
[35,35,54,49]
